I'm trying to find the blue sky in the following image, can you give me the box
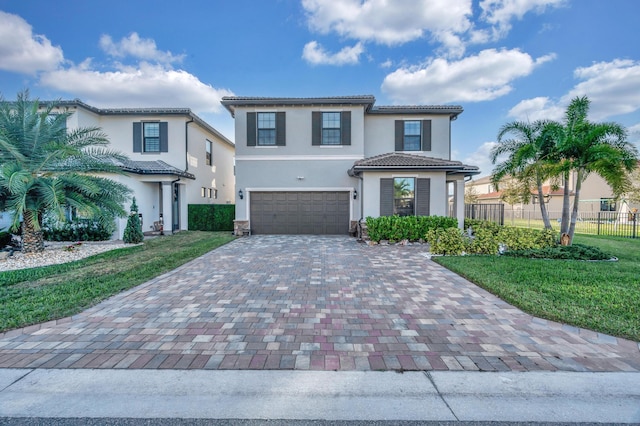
[1,0,639,176]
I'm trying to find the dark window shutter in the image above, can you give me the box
[246,112,257,146]
[380,178,394,216]
[421,120,432,151]
[159,122,168,152]
[395,120,403,151]
[312,111,321,146]
[275,112,286,146]
[133,122,142,153]
[341,111,351,145]
[416,178,431,216]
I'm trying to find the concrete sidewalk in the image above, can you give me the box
[1,369,639,423]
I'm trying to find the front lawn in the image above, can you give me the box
[433,235,640,341]
[0,231,235,333]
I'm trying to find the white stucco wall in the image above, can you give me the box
[364,115,451,159]
[361,171,449,218]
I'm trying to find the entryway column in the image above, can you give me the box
[161,182,173,234]
[454,179,465,229]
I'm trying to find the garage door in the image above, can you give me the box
[250,191,350,235]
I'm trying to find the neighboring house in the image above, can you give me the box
[51,100,235,239]
[467,171,639,217]
[221,95,479,235]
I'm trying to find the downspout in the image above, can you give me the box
[185,117,194,172]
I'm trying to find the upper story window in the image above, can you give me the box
[600,198,616,212]
[143,122,160,152]
[206,140,212,165]
[322,112,341,145]
[403,121,421,151]
[133,122,168,153]
[395,119,431,152]
[246,112,286,147]
[257,112,276,145]
[312,111,351,146]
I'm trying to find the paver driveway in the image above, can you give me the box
[0,236,639,371]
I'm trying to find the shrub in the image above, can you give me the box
[365,215,457,242]
[464,219,502,236]
[426,227,467,255]
[497,226,557,251]
[188,204,235,232]
[123,198,144,244]
[42,217,115,241]
[503,243,612,260]
[466,227,500,254]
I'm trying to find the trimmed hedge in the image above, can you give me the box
[42,218,115,241]
[366,215,457,242]
[188,204,235,232]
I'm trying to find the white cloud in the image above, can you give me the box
[99,33,184,65]
[302,0,473,56]
[479,0,566,39]
[302,41,364,65]
[565,59,640,120]
[508,96,564,121]
[0,11,64,74]
[40,61,233,113]
[463,141,499,177]
[509,59,640,123]
[381,48,555,104]
[380,59,393,69]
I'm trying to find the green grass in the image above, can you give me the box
[0,231,235,332]
[433,234,640,341]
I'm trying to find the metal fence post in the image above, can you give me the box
[597,212,601,235]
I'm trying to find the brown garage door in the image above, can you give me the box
[250,191,350,234]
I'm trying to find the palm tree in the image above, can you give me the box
[555,96,638,244]
[491,120,558,229]
[0,91,132,253]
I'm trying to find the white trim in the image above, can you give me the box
[236,155,363,161]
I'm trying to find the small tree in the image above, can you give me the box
[123,198,144,244]
[464,184,479,204]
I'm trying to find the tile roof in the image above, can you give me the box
[350,152,479,176]
[119,160,195,179]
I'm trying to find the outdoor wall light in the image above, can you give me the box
[353,189,358,200]
[238,189,244,200]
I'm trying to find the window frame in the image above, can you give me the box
[257,112,277,146]
[393,177,416,216]
[600,198,617,212]
[395,119,431,152]
[143,122,161,153]
[206,140,212,165]
[321,112,342,145]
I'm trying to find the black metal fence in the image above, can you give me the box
[502,209,638,238]
[465,204,504,226]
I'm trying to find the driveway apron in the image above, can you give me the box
[0,236,638,371]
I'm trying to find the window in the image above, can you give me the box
[143,122,160,152]
[257,112,276,145]
[403,121,421,151]
[312,111,351,146]
[247,112,286,146]
[380,177,430,216]
[206,140,212,165]
[393,178,415,216]
[133,122,168,153]
[322,112,341,145]
[395,120,431,151]
[201,187,206,197]
[600,198,616,211]
[208,188,213,198]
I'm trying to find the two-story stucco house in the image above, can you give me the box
[52,100,235,239]
[221,95,479,235]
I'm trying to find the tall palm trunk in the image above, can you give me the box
[21,210,45,253]
[560,170,571,235]
[568,169,584,244]
[536,176,552,229]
